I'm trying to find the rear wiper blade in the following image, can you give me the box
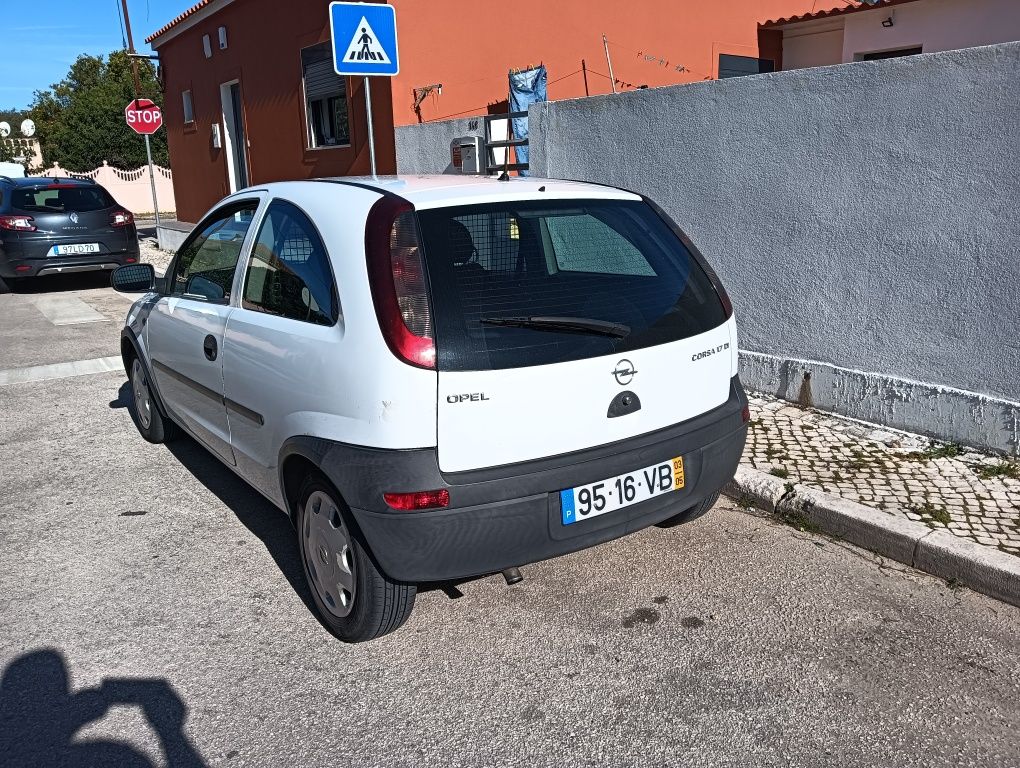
[479,315,630,338]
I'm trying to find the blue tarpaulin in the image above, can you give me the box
[508,65,547,176]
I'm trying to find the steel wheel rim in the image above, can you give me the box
[302,490,356,618]
[131,359,152,430]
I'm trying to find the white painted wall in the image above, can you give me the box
[843,0,1020,60]
[782,23,844,70]
[782,0,1020,68]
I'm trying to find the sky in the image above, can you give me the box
[0,0,196,111]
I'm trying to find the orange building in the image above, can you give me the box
[147,0,839,223]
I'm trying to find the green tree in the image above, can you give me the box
[0,109,27,165]
[27,51,169,171]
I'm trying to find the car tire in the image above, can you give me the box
[296,474,416,643]
[0,275,18,294]
[655,492,720,528]
[128,356,178,443]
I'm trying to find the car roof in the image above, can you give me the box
[255,175,642,210]
[2,176,97,187]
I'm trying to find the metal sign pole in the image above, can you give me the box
[363,76,377,178]
[144,133,161,244]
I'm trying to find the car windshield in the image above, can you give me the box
[11,186,115,213]
[414,198,727,372]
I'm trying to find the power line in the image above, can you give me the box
[115,0,127,49]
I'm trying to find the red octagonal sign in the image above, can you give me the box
[125,98,163,135]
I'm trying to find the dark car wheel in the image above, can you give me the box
[129,356,178,443]
[0,275,19,294]
[656,492,721,528]
[297,474,416,643]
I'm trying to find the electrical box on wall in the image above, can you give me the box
[211,123,221,149]
[450,136,484,174]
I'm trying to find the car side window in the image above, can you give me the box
[170,203,257,302]
[242,200,338,326]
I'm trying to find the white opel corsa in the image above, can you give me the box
[113,175,749,642]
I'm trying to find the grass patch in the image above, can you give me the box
[769,467,790,479]
[911,500,951,526]
[903,442,964,462]
[832,471,844,482]
[976,462,1020,481]
[736,495,756,510]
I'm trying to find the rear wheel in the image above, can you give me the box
[296,475,416,642]
[0,275,18,294]
[656,492,720,528]
[129,356,178,443]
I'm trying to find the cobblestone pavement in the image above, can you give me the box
[745,394,1020,556]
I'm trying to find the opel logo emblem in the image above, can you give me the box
[612,359,637,386]
[69,212,79,224]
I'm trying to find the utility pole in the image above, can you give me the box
[119,0,161,238]
[603,34,616,94]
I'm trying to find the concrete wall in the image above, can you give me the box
[395,117,482,175]
[529,42,1020,454]
[30,161,176,216]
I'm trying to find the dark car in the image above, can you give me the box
[0,175,139,292]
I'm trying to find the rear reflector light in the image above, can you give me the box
[383,489,450,510]
[741,405,750,423]
[15,265,32,272]
[0,215,36,232]
[110,210,134,228]
[366,196,436,369]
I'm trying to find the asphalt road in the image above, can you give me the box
[1,275,1019,768]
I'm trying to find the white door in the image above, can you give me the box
[221,198,343,499]
[147,200,260,463]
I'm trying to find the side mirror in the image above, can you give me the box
[111,263,156,293]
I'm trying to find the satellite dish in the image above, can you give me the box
[20,119,36,137]
[0,122,10,138]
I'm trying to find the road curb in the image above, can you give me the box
[724,465,1020,608]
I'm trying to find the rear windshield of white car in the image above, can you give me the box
[12,186,115,213]
[415,198,728,372]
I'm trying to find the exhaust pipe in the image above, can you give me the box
[501,567,523,585]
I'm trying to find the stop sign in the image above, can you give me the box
[125,98,163,135]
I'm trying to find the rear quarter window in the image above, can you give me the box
[415,198,727,372]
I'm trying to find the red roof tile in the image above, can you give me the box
[145,0,220,44]
[761,0,921,28]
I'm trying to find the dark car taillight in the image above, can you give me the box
[0,214,36,232]
[365,195,436,369]
[110,210,134,228]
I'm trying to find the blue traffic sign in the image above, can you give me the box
[330,2,399,77]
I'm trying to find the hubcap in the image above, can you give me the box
[131,359,152,430]
[302,490,356,618]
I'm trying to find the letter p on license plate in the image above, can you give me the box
[560,456,684,525]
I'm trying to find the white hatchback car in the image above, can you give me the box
[113,176,748,642]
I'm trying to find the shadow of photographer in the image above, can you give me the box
[0,648,205,767]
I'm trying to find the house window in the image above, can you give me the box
[182,90,194,123]
[858,47,922,61]
[718,54,775,79]
[301,43,350,149]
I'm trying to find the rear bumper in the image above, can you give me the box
[309,376,748,583]
[0,236,138,278]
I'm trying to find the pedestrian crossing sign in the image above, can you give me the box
[330,2,400,76]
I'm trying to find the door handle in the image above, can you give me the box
[203,335,218,361]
